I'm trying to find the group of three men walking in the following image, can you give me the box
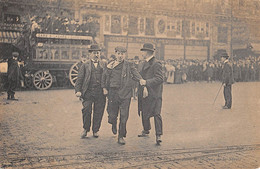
[75,43,163,145]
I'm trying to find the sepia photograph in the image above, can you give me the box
[0,0,260,168]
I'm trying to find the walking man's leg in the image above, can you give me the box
[92,95,106,137]
[81,100,93,138]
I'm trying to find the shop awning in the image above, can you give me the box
[0,31,21,43]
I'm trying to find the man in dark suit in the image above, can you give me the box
[221,52,234,109]
[138,43,164,145]
[102,46,143,145]
[75,44,106,138]
[7,52,24,100]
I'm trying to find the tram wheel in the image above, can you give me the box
[33,70,53,90]
[69,62,82,87]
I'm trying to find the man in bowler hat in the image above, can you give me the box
[75,44,106,138]
[221,52,234,109]
[138,43,164,145]
[102,46,143,145]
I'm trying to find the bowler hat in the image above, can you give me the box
[140,43,155,52]
[115,46,127,53]
[89,44,101,52]
[12,52,19,57]
[221,52,229,59]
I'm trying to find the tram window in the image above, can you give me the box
[72,49,80,60]
[55,50,60,59]
[82,51,87,58]
[61,50,69,60]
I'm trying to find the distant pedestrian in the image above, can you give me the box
[221,52,234,109]
[7,52,24,100]
[75,44,106,139]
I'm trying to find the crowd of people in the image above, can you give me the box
[30,14,99,36]
[162,56,260,84]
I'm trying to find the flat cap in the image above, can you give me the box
[115,46,127,53]
[12,52,19,57]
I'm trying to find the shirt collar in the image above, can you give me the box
[224,59,228,64]
[145,55,154,62]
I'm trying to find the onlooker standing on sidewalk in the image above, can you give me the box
[7,52,24,100]
[221,52,234,109]
[102,46,142,145]
[75,44,106,139]
[137,43,164,145]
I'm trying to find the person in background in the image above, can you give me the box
[221,52,234,109]
[75,44,106,139]
[6,52,24,100]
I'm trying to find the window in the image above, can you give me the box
[217,26,228,43]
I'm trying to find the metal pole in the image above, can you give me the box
[213,83,224,105]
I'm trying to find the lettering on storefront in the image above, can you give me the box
[106,36,209,46]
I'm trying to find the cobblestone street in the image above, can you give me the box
[1,82,260,168]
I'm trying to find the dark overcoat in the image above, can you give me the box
[222,61,234,85]
[75,60,106,96]
[7,58,23,83]
[138,57,164,117]
[101,60,142,99]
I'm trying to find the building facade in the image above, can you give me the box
[1,0,260,60]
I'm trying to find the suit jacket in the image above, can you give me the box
[138,57,164,115]
[222,61,234,85]
[75,60,106,96]
[101,60,142,99]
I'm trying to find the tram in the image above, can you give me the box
[22,33,93,90]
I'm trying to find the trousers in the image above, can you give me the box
[107,88,131,138]
[82,89,106,133]
[141,97,163,136]
[224,84,232,108]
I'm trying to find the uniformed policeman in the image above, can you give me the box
[75,44,106,138]
[102,46,143,145]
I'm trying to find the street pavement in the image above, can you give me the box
[0,82,260,168]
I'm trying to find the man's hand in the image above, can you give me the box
[140,79,146,86]
[103,88,108,95]
[143,87,148,98]
[75,92,82,97]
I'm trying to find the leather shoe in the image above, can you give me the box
[93,132,99,138]
[112,123,117,135]
[81,129,87,138]
[138,130,149,137]
[222,106,230,109]
[118,137,125,145]
[156,135,162,144]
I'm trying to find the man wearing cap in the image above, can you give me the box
[101,46,142,145]
[6,52,23,100]
[75,44,106,138]
[138,43,164,145]
[221,52,234,109]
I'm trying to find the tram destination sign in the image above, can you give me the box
[36,33,92,40]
